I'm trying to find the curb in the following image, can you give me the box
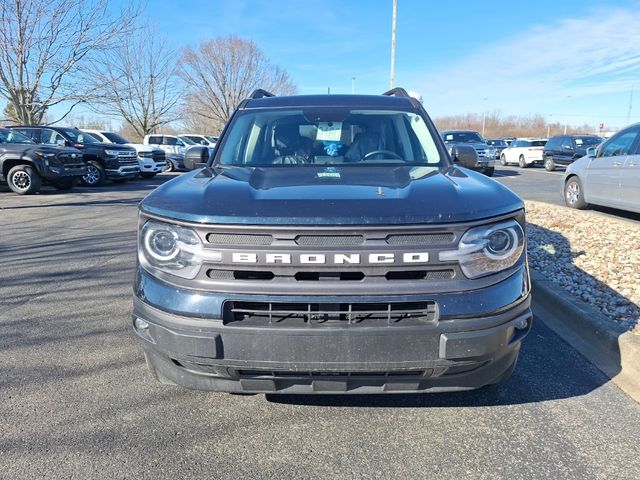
[531,270,640,403]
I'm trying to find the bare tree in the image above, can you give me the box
[0,0,139,125]
[180,36,297,130]
[88,25,182,137]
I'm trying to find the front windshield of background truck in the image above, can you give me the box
[443,131,484,144]
[103,132,131,144]
[216,107,443,166]
[62,129,99,144]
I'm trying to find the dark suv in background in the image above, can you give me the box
[0,127,86,194]
[440,130,496,176]
[543,134,602,171]
[8,126,139,186]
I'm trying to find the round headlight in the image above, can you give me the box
[144,227,179,261]
[485,228,518,260]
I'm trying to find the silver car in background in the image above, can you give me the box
[563,122,640,214]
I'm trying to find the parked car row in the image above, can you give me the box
[0,126,214,194]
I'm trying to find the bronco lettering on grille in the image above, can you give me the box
[230,252,430,264]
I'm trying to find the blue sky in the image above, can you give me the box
[150,0,640,129]
[7,0,640,130]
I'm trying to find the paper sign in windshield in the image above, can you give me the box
[316,122,342,141]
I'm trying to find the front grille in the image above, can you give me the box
[223,301,438,327]
[236,369,428,378]
[385,233,454,245]
[296,235,364,246]
[207,233,273,245]
[152,151,165,161]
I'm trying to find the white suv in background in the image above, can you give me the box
[179,133,218,151]
[83,130,166,178]
[499,138,548,168]
[143,134,197,156]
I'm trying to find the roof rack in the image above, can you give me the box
[382,87,410,98]
[248,89,275,99]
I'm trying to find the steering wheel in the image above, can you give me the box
[361,150,403,161]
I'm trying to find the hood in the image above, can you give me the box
[140,165,523,225]
[83,142,135,151]
[0,143,81,157]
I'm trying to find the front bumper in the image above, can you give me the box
[106,165,140,179]
[139,159,166,173]
[133,265,532,394]
[39,162,87,179]
[475,157,495,169]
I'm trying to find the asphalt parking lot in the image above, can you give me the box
[1,173,640,479]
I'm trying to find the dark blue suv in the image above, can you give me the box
[132,88,532,394]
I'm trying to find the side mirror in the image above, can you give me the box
[184,146,209,170]
[586,147,597,158]
[450,145,479,169]
[56,139,66,147]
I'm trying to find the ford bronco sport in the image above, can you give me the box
[133,88,532,394]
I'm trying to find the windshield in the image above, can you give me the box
[103,132,130,144]
[0,128,34,144]
[216,108,443,166]
[178,136,196,145]
[575,136,601,147]
[442,131,484,144]
[62,129,99,144]
[530,140,547,147]
[487,139,507,146]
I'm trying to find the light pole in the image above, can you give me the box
[390,0,397,89]
[564,95,572,134]
[352,76,356,94]
[481,97,488,137]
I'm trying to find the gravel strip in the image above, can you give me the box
[525,201,640,332]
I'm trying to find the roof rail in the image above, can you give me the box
[249,89,275,99]
[382,87,410,98]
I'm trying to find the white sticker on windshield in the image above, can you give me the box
[316,122,342,141]
[445,134,453,141]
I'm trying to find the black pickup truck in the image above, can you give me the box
[0,127,86,194]
[132,88,532,394]
[8,126,139,186]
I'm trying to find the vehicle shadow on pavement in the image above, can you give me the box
[493,168,520,177]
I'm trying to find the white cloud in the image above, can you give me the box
[415,6,640,123]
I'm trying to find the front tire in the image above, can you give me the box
[81,161,106,186]
[165,160,174,172]
[7,164,41,194]
[564,176,587,209]
[544,157,556,171]
[518,155,527,168]
[500,154,507,166]
[484,167,495,177]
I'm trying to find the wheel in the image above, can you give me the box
[484,167,495,177]
[544,157,556,171]
[7,164,41,194]
[564,176,587,209]
[518,155,527,168]
[53,178,76,190]
[165,160,174,172]
[500,154,507,166]
[140,172,157,178]
[81,161,106,186]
